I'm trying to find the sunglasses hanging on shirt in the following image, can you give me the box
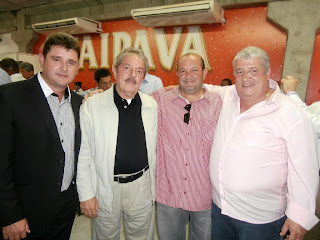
[184,104,191,124]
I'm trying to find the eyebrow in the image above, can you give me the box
[50,55,77,63]
[123,63,145,70]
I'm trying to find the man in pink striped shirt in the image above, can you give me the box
[152,53,222,239]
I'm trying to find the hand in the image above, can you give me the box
[280,218,307,240]
[82,89,104,103]
[164,85,178,91]
[80,197,99,218]
[2,218,30,240]
[281,76,298,94]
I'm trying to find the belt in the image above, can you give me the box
[114,165,149,184]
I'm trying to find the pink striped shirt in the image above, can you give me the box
[152,87,221,211]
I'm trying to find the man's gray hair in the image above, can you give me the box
[232,46,270,74]
[113,47,149,74]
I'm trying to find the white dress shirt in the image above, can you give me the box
[0,68,11,85]
[206,80,319,230]
[287,93,320,169]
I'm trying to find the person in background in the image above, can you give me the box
[220,78,232,86]
[0,58,25,82]
[19,62,35,79]
[77,47,157,240]
[82,68,112,96]
[205,46,319,240]
[0,32,82,240]
[139,72,163,94]
[0,65,11,85]
[281,76,320,169]
[73,81,84,95]
[152,53,221,240]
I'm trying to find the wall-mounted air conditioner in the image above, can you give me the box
[32,17,102,35]
[131,0,225,27]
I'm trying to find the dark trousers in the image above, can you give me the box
[211,202,286,240]
[2,183,77,240]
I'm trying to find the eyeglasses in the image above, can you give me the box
[184,104,191,124]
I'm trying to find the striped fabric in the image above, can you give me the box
[38,73,75,192]
[47,94,75,192]
[152,87,221,211]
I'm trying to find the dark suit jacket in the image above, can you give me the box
[0,75,82,229]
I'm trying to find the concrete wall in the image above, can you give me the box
[1,0,320,101]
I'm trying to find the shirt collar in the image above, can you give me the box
[267,79,282,106]
[113,84,141,106]
[171,86,206,104]
[37,72,71,102]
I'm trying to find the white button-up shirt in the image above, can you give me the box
[206,80,319,230]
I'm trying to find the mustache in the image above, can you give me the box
[125,77,137,84]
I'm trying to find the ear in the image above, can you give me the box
[38,54,44,68]
[112,66,117,80]
[74,62,80,75]
[203,68,208,80]
[176,68,179,78]
[266,68,271,79]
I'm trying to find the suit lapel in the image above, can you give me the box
[26,76,61,146]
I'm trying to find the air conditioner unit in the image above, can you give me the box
[32,17,102,35]
[131,0,225,27]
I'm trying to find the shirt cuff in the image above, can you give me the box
[285,201,319,230]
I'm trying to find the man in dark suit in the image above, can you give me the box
[0,32,82,240]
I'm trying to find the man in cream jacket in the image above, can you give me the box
[77,47,157,240]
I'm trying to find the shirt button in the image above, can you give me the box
[61,140,63,143]
[124,105,127,109]
[187,132,190,135]
[186,163,188,166]
[184,178,187,180]
[184,192,186,194]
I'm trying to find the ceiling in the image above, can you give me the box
[0,0,66,12]
[0,0,116,23]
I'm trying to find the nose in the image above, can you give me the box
[128,68,141,78]
[182,70,194,79]
[244,71,253,78]
[60,61,68,71]
[131,68,137,77]
[241,71,253,81]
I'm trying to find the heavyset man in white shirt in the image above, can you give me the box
[206,46,319,240]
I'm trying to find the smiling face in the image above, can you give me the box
[39,45,80,92]
[177,54,208,95]
[234,56,270,104]
[112,55,145,99]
